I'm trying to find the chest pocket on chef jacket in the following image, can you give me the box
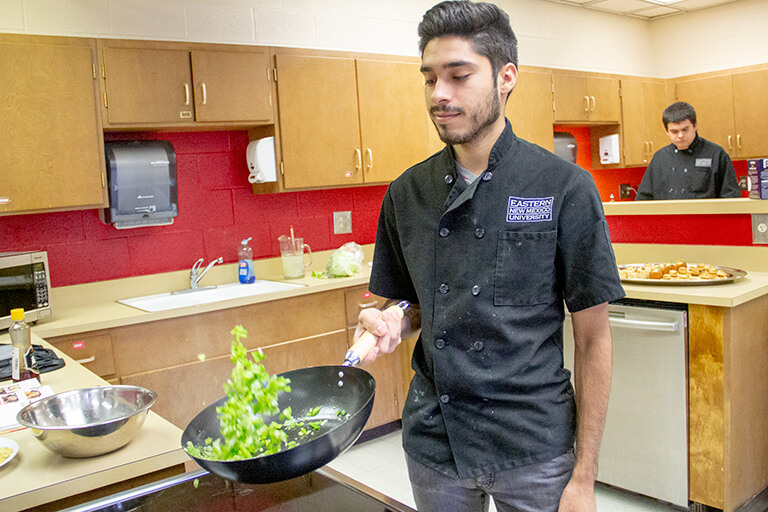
[689,166,712,193]
[494,230,557,306]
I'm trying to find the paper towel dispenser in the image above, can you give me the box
[102,140,178,229]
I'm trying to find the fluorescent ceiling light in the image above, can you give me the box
[644,0,685,5]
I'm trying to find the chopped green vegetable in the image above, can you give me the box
[193,478,199,489]
[184,325,334,463]
[336,410,346,416]
[185,325,292,461]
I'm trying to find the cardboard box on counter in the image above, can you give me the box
[748,159,768,200]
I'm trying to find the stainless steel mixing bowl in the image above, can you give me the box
[16,385,157,458]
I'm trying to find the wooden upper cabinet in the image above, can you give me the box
[620,78,669,166]
[0,35,107,215]
[275,51,433,189]
[553,71,620,123]
[276,54,363,189]
[731,68,768,158]
[676,69,768,159]
[356,59,432,183]
[506,66,554,151]
[102,47,194,125]
[676,74,735,154]
[191,50,272,123]
[100,41,273,128]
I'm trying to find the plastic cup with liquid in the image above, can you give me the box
[278,235,312,279]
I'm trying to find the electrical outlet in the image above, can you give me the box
[619,183,632,199]
[333,211,352,234]
[739,175,749,191]
[753,214,768,244]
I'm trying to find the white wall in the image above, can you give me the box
[0,0,766,78]
[650,0,768,78]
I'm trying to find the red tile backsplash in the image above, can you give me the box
[0,129,759,288]
[0,130,388,287]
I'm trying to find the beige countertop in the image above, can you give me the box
[29,243,768,341]
[0,335,188,512]
[35,246,375,339]
[618,272,768,307]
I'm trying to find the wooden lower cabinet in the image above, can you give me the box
[122,331,348,429]
[47,331,117,380]
[51,286,410,432]
[688,294,768,511]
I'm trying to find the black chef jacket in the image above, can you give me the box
[369,120,625,479]
[636,135,741,200]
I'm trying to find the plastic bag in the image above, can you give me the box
[314,242,364,278]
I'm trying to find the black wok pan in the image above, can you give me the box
[181,365,375,484]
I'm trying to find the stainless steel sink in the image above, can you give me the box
[118,280,306,312]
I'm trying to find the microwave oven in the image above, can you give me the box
[0,251,53,331]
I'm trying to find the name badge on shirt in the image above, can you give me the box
[695,158,712,167]
[507,196,554,223]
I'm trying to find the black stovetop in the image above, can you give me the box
[59,467,414,512]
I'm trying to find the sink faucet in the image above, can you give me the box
[190,257,223,289]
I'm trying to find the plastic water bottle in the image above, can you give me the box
[238,237,255,284]
[10,308,40,383]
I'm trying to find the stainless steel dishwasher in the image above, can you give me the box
[563,299,688,508]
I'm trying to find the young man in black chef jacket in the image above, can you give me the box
[636,101,741,200]
[353,1,625,511]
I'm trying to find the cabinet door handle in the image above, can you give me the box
[201,82,207,105]
[590,96,596,112]
[649,140,654,153]
[366,148,373,171]
[737,134,742,149]
[354,149,362,172]
[728,135,732,150]
[184,83,190,106]
[358,300,379,309]
[74,356,96,365]
[583,95,589,113]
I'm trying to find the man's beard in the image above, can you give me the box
[431,85,501,146]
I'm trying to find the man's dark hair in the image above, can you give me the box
[662,102,697,129]
[418,1,518,76]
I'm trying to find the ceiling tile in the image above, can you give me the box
[633,5,685,16]
[590,0,655,13]
[671,0,741,9]
[539,0,746,18]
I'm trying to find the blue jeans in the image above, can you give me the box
[406,450,575,512]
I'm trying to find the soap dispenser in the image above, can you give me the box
[238,237,255,284]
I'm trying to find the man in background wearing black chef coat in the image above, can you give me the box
[352,2,625,511]
[636,101,741,200]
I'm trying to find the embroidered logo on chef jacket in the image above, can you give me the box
[506,196,554,222]
[695,158,712,167]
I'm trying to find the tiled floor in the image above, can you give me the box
[328,430,685,512]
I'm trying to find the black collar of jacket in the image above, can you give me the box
[440,119,516,210]
[444,118,516,174]
[674,133,702,154]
